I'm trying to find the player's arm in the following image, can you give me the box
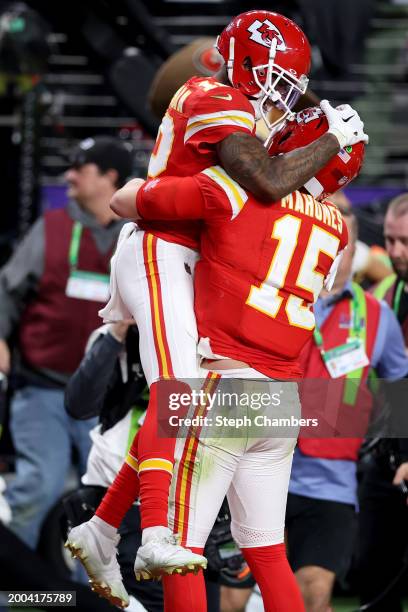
[110,176,206,221]
[218,131,339,203]
[217,100,368,203]
[110,178,145,219]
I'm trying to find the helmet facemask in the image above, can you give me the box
[251,38,309,131]
[223,34,309,137]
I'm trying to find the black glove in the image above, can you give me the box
[205,499,255,589]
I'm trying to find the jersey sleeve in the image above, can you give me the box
[339,213,349,250]
[137,176,206,220]
[184,85,256,151]
[197,166,249,220]
[137,167,249,223]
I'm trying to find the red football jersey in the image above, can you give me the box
[137,169,348,379]
[138,76,255,250]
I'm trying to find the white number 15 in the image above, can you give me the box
[246,214,340,330]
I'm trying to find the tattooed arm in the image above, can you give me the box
[216,131,340,203]
[217,100,368,203]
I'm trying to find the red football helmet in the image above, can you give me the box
[216,11,311,129]
[268,107,365,200]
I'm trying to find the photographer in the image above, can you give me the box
[357,194,408,612]
[65,322,227,611]
[65,321,161,611]
[0,136,132,549]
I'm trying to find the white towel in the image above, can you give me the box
[99,222,136,322]
[0,476,12,525]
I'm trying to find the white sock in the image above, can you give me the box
[141,525,171,545]
[90,514,118,538]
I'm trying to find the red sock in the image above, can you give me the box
[139,470,173,529]
[95,433,140,529]
[242,544,305,612]
[137,382,176,529]
[96,380,184,530]
[163,547,206,612]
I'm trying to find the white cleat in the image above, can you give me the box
[65,521,130,609]
[134,526,207,581]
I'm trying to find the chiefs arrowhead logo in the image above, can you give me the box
[296,107,324,125]
[247,19,286,51]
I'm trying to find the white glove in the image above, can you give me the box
[320,100,369,148]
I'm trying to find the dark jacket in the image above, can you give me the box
[65,325,147,433]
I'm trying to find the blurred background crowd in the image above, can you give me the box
[0,1,407,611]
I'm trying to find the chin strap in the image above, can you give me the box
[263,108,295,145]
[263,114,295,149]
[266,38,278,92]
[227,36,235,87]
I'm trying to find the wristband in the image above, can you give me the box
[327,127,347,149]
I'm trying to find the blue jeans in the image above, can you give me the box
[4,386,97,549]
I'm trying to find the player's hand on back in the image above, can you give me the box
[110,178,146,219]
[321,100,369,148]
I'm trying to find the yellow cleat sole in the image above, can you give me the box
[64,541,129,609]
[135,560,207,582]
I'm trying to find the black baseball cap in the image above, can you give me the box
[68,136,133,186]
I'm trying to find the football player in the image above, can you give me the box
[108,109,363,612]
[68,107,364,608]
[66,9,368,604]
